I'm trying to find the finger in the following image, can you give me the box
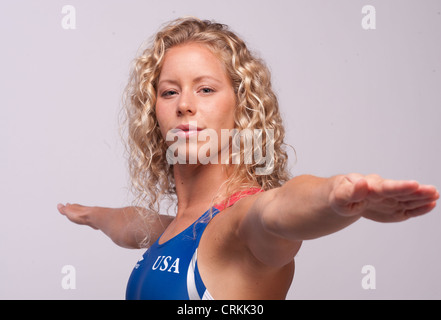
[400,194,440,210]
[395,185,439,201]
[401,199,432,211]
[379,180,419,197]
[404,201,437,219]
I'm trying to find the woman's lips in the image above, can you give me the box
[177,129,199,138]
[173,124,203,138]
[175,123,203,131]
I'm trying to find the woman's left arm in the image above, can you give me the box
[239,174,439,267]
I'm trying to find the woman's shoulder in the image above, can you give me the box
[213,188,271,234]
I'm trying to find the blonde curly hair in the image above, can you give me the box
[122,17,292,218]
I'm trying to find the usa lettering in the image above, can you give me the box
[152,255,180,274]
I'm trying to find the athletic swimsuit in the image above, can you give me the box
[125,188,263,300]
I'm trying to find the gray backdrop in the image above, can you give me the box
[1,0,440,299]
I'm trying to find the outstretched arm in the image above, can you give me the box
[239,174,439,267]
[57,204,173,249]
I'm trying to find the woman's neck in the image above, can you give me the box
[173,163,230,218]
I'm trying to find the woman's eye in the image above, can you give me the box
[200,87,214,94]
[162,90,178,97]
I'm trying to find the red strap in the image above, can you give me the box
[213,187,264,211]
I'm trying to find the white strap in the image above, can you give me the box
[202,290,214,300]
[187,249,215,300]
[186,249,201,300]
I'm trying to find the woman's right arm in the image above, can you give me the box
[57,204,174,249]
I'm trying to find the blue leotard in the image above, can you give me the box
[125,207,219,300]
[125,188,263,300]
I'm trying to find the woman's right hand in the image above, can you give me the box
[57,203,99,230]
[57,203,174,248]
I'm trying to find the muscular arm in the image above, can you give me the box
[239,174,439,267]
[57,204,173,249]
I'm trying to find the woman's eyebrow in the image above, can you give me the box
[158,75,222,87]
[192,75,222,84]
[157,79,179,87]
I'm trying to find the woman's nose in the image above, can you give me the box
[176,90,196,116]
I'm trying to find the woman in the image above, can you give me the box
[57,17,439,300]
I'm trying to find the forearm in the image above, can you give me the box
[89,206,150,249]
[59,202,174,249]
[264,175,361,241]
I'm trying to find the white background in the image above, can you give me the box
[1,0,440,299]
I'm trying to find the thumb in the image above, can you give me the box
[57,203,66,215]
[332,175,369,216]
[349,177,369,203]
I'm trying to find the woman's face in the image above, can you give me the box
[155,42,236,164]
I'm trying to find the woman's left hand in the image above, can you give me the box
[329,173,439,222]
